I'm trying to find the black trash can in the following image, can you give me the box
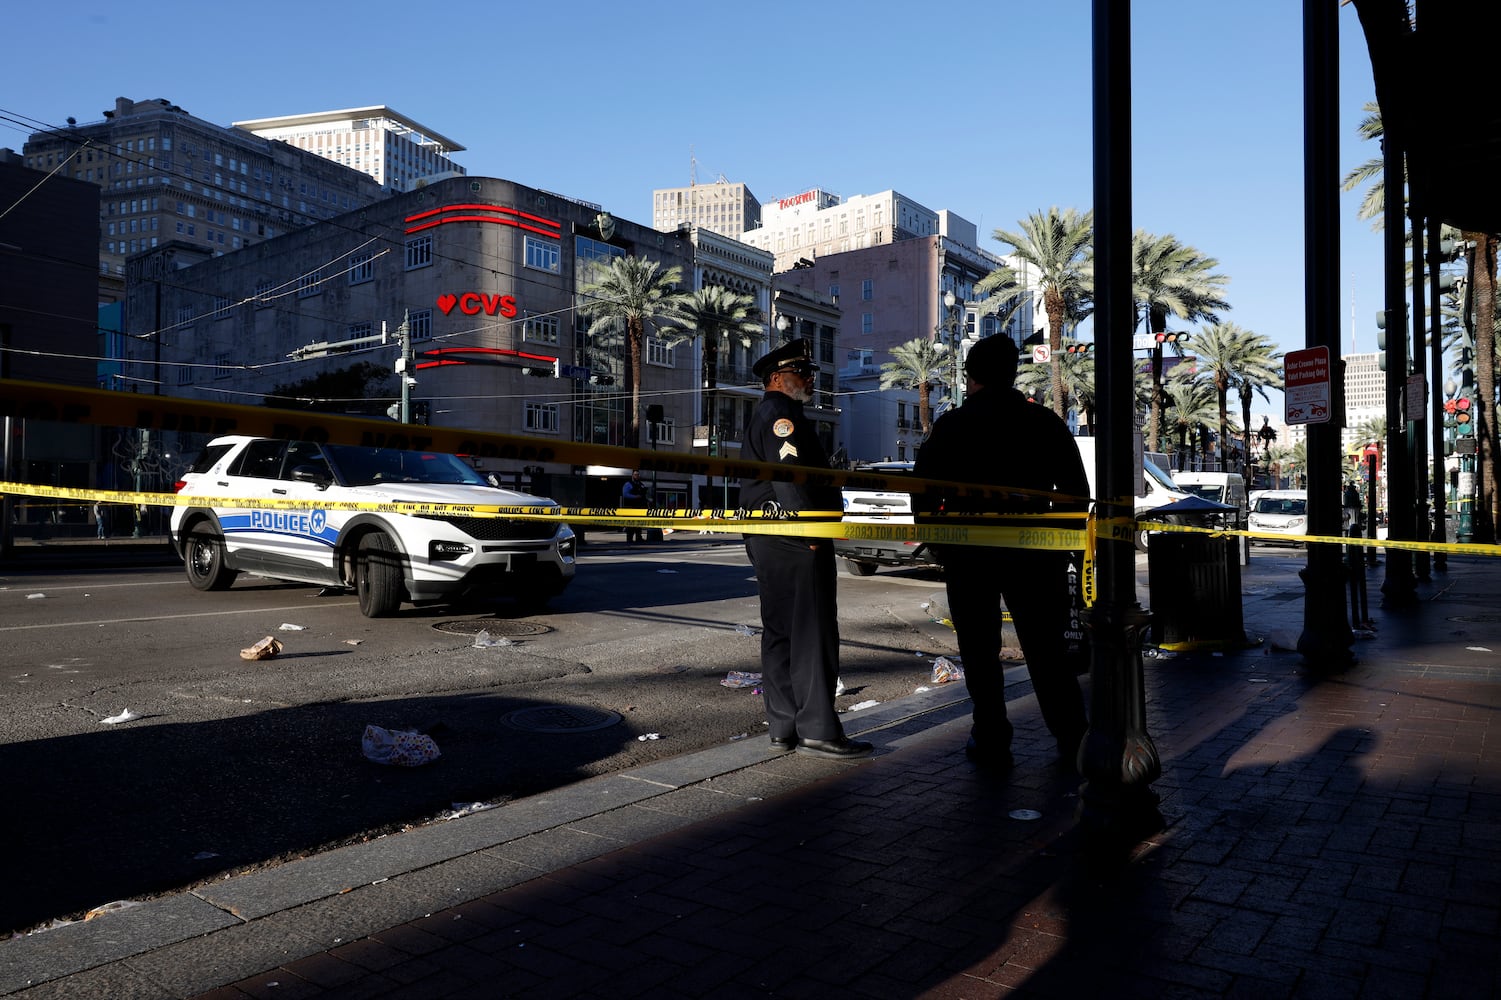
[1147,532,1245,650]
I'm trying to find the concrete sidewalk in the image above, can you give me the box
[4,552,1499,998]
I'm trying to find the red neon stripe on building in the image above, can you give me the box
[404,215,560,239]
[403,204,560,229]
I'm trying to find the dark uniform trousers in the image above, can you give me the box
[744,534,844,742]
[941,546,1088,757]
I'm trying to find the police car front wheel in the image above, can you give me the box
[356,532,405,618]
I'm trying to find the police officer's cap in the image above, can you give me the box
[753,338,816,382]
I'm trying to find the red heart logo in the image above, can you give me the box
[436,293,458,315]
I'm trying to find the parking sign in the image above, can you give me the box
[1284,346,1331,424]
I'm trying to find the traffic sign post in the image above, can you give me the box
[1284,346,1332,424]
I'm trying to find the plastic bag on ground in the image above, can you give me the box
[361,724,441,766]
[100,708,140,725]
[472,629,514,648]
[720,671,762,689]
[931,656,965,684]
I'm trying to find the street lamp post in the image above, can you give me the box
[942,289,963,408]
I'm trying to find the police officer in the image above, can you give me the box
[741,339,872,759]
[914,334,1089,772]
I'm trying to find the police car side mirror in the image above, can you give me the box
[290,465,332,489]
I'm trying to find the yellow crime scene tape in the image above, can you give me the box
[4,378,1495,577]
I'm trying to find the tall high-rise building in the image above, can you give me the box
[653,179,761,238]
[234,107,466,194]
[20,97,388,303]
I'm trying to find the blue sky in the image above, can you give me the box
[2,1,1386,402]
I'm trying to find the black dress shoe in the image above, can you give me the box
[795,736,873,759]
[769,736,796,753]
[965,736,1014,771]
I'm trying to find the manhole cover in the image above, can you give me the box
[432,619,553,637]
[502,705,622,734]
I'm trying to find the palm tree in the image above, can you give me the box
[1192,322,1279,471]
[1131,231,1231,451]
[662,285,761,438]
[1233,333,1283,481]
[973,262,1031,334]
[1161,371,1219,471]
[879,338,952,438]
[991,208,1094,419]
[1341,102,1391,230]
[579,256,687,448]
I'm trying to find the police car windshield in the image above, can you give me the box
[324,445,489,487]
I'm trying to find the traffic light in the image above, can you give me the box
[1455,396,1472,432]
[1154,331,1189,344]
[411,401,430,425]
[1065,343,1093,354]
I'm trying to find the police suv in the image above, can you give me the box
[170,436,575,617]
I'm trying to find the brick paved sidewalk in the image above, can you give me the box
[188,561,1499,999]
[10,554,1500,999]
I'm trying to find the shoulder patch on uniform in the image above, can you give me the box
[772,418,795,438]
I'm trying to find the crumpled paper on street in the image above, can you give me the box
[361,724,441,766]
[240,636,283,661]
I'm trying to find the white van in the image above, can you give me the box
[1171,471,1248,527]
[1074,436,1193,550]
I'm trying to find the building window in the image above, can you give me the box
[523,314,560,345]
[653,419,676,446]
[829,283,839,301]
[524,402,560,434]
[212,295,232,317]
[176,306,195,325]
[405,235,433,270]
[297,270,323,297]
[254,280,275,306]
[861,279,873,301]
[348,322,373,340]
[214,353,233,379]
[862,313,874,335]
[408,309,433,342]
[525,235,560,273]
[646,338,675,367]
[348,251,374,284]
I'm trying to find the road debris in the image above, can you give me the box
[720,671,762,689]
[240,636,283,661]
[361,724,441,766]
[100,708,140,725]
[472,630,515,648]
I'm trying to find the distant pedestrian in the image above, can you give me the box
[914,335,1089,772]
[94,501,108,539]
[740,338,871,759]
[621,470,649,543]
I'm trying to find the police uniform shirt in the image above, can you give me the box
[739,390,840,513]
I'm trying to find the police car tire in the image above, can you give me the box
[356,532,404,618]
[185,522,238,592]
[844,559,879,576]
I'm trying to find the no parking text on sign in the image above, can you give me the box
[1285,346,1331,424]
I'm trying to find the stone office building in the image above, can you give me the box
[120,175,698,478]
[21,96,388,303]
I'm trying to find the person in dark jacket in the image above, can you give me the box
[913,334,1090,771]
[621,470,649,543]
[740,338,871,759]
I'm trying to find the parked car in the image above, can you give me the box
[170,436,576,616]
[1247,489,1309,545]
[833,462,939,576]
